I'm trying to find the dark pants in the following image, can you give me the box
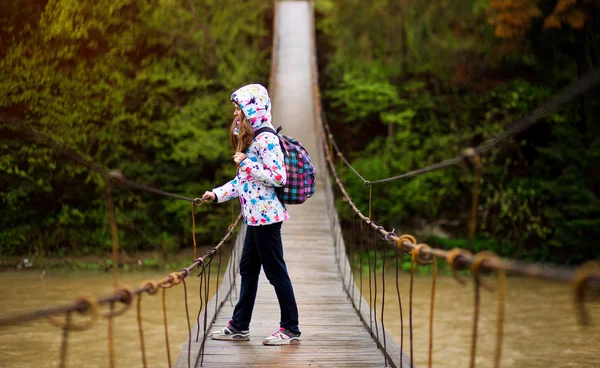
[230,222,300,335]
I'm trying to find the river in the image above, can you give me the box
[359,267,600,367]
[0,269,224,368]
[1,267,598,367]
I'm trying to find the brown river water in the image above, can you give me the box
[0,268,598,367]
[0,269,223,368]
[360,269,600,368]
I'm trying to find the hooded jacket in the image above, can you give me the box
[212,84,289,226]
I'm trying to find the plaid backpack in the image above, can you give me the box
[254,126,316,204]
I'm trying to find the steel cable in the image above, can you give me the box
[494,269,506,368]
[182,276,192,368]
[428,254,437,368]
[199,254,214,367]
[367,226,374,336]
[349,215,356,302]
[322,69,600,186]
[381,235,388,366]
[192,204,198,260]
[0,215,241,329]
[107,302,116,368]
[359,218,364,313]
[162,287,172,368]
[395,238,404,367]
[215,248,223,318]
[195,265,205,344]
[3,119,198,203]
[409,248,416,368]
[320,136,600,285]
[136,293,148,368]
[58,312,71,368]
[1,118,244,368]
[372,231,380,345]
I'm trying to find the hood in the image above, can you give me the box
[230,84,273,132]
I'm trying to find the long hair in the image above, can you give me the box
[230,114,254,152]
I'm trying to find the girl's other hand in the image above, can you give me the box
[202,191,215,202]
[233,152,246,164]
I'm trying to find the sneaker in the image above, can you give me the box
[208,320,250,341]
[262,327,301,345]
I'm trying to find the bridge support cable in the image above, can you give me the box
[2,94,250,368]
[2,119,200,204]
[0,214,242,366]
[314,57,600,285]
[317,98,600,367]
[136,293,148,368]
[311,21,600,366]
[58,311,72,368]
[320,69,600,187]
[428,251,437,368]
[309,1,411,365]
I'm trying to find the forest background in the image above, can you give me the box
[1,0,599,266]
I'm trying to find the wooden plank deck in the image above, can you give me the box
[175,1,405,367]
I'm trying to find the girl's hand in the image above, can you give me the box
[202,191,215,202]
[233,152,246,164]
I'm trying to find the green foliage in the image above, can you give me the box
[0,0,273,257]
[317,0,600,264]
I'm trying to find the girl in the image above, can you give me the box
[201,84,301,345]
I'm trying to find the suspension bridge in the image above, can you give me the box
[1,1,599,368]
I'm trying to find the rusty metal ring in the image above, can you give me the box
[384,229,397,242]
[446,248,472,285]
[140,280,160,295]
[159,272,183,289]
[413,243,433,265]
[461,147,482,173]
[461,147,480,161]
[396,234,417,253]
[103,287,134,318]
[471,251,499,292]
[573,260,600,326]
[108,169,126,185]
[361,217,373,230]
[194,258,205,271]
[48,295,99,331]
[192,198,203,207]
[375,225,387,241]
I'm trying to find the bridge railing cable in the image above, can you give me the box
[320,114,600,367]
[0,119,244,368]
[308,8,600,363]
[2,119,199,203]
[320,69,600,186]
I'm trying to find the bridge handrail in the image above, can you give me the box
[308,2,599,367]
[0,213,241,328]
[322,69,600,186]
[1,116,245,368]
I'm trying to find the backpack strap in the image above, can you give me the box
[254,126,286,157]
[254,126,277,138]
[254,126,282,138]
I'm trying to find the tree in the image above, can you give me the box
[0,0,273,257]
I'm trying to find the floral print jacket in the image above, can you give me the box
[212,84,289,226]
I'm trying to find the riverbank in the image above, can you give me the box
[0,244,232,272]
